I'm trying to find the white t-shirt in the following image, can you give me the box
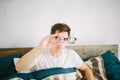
[35,48,83,70]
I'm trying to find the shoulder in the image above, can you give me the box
[64,48,76,53]
[63,48,78,56]
[64,48,81,58]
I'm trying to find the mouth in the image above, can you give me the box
[56,44,65,48]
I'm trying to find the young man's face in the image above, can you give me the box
[51,31,69,49]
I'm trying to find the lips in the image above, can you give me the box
[56,43,64,48]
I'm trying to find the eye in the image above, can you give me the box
[64,38,68,41]
[55,36,58,39]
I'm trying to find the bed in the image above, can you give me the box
[0,44,120,80]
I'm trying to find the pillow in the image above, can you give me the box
[101,50,120,80]
[0,54,20,79]
[85,56,107,80]
[14,58,34,73]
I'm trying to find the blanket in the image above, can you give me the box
[3,56,107,80]
[2,67,78,80]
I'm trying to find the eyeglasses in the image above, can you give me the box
[55,36,68,43]
[55,36,77,43]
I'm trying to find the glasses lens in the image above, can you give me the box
[68,37,77,44]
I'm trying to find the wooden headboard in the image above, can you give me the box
[0,44,118,58]
[67,44,118,58]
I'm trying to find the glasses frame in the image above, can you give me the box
[55,36,77,43]
[68,37,77,44]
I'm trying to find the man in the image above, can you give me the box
[16,23,94,80]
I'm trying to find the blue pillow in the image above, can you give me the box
[0,54,20,79]
[101,50,120,80]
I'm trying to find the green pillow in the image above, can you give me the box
[0,54,20,78]
[101,50,120,80]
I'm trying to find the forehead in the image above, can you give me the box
[55,31,68,38]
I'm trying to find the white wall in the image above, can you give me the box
[0,0,120,58]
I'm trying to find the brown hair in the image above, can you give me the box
[50,23,71,37]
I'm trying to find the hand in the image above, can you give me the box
[39,34,57,52]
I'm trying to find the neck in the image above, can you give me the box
[50,48,62,58]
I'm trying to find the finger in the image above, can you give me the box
[49,33,58,39]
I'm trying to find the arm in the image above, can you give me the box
[16,34,57,72]
[79,63,94,80]
[15,46,43,72]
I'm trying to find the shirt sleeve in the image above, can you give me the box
[34,53,44,70]
[34,55,40,70]
[71,49,84,69]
